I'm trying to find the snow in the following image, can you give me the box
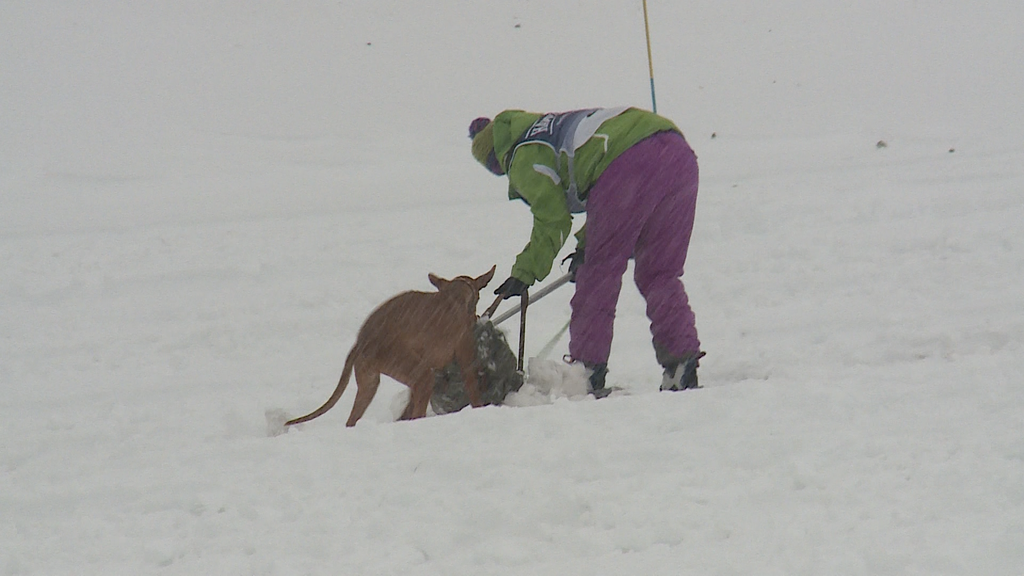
[2,1,1023,574]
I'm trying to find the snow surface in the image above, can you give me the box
[3,1,1024,574]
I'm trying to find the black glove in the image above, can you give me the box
[562,249,585,283]
[494,276,528,300]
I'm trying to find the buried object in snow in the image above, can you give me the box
[431,319,523,415]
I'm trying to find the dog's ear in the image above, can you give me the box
[428,273,448,290]
[473,265,497,290]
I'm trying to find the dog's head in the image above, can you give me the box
[428,265,496,312]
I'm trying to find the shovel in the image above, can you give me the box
[481,272,574,326]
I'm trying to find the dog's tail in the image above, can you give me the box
[284,347,357,427]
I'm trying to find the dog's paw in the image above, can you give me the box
[264,408,290,437]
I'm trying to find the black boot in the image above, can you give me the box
[655,344,705,391]
[585,362,611,398]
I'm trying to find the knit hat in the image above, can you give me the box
[468,117,491,139]
[469,117,504,175]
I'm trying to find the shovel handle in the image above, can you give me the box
[488,272,572,326]
[517,290,529,371]
[481,294,504,319]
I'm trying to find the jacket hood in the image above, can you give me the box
[492,110,543,173]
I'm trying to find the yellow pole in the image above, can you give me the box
[642,0,657,113]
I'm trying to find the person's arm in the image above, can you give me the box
[507,145,573,285]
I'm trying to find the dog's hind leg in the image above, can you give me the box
[346,362,381,427]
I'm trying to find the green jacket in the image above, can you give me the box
[490,107,681,284]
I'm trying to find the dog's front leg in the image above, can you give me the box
[400,371,435,421]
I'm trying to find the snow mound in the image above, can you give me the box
[503,357,591,406]
[264,408,290,437]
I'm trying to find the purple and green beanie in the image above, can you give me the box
[469,116,504,175]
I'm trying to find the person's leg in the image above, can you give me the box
[632,133,701,359]
[568,195,639,367]
[568,140,666,366]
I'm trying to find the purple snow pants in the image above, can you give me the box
[568,131,700,365]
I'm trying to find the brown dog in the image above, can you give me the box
[285,266,496,428]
